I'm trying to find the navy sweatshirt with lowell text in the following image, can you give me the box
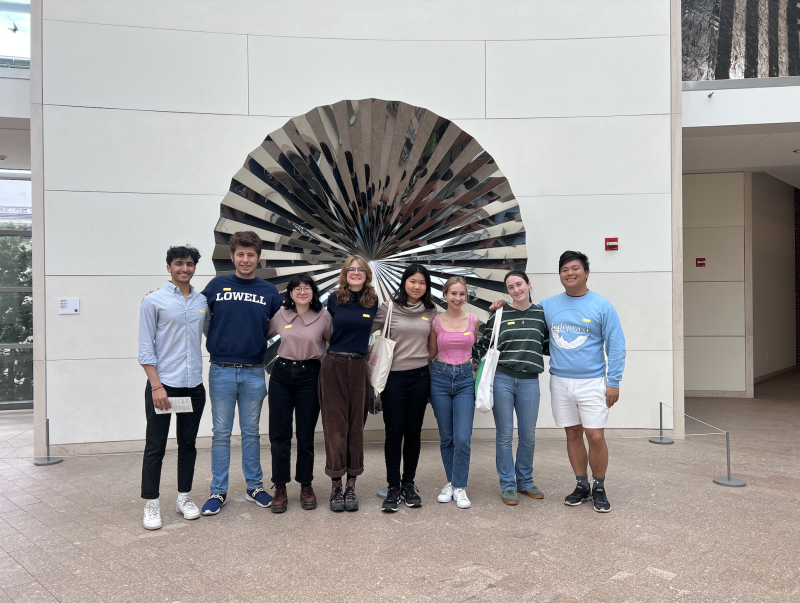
[202,274,281,365]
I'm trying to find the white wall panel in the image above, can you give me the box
[683,86,800,129]
[248,37,484,118]
[44,192,220,276]
[487,36,670,118]
[522,194,672,274]
[43,0,670,40]
[44,275,214,361]
[683,172,744,227]
[43,105,286,194]
[43,20,248,115]
[683,227,744,282]
[684,282,745,336]
[0,77,30,119]
[526,272,673,352]
[458,115,671,197]
[685,337,746,391]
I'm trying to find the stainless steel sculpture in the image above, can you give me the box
[213,99,525,364]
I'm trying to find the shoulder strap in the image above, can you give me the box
[468,313,475,333]
[488,307,503,351]
[382,302,393,338]
[433,313,441,334]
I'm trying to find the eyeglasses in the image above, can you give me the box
[292,287,312,293]
[346,267,366,274]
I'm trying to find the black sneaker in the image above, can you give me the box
[382,486,401,512]
[401,483,422,508]
[592,487,611,513]
[329,481,345,512]
[564,484,591,506]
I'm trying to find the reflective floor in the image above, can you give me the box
[1,373,799,602]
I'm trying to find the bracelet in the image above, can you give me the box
[151,385,164,392]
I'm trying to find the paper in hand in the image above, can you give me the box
[154,397,193,414]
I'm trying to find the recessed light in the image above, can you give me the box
[794,149,800,153]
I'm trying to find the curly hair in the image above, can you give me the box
[166,245,200,266]
[335,255,377,308]
[229,231,262,256]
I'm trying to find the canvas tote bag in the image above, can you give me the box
[474,306,503,413]
[369,301,396,395]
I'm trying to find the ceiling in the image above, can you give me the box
[0,116,30,171]
[683,122,800,188]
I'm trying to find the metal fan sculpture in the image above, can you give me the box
[213,99,526,368]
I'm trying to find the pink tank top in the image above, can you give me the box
[434,313,476,366]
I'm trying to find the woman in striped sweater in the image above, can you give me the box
[472,270,549,506]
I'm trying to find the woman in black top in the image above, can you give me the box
[319,255,379,512]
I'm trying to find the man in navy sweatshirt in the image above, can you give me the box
[200,231,281,516]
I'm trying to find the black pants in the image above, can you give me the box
[141,382,206,500]
[381,365,430,486]
[268,358,321,485]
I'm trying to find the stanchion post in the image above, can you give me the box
[33,419,62,466]
[649,401,674,445]
[713,431,745,487]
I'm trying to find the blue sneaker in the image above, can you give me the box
[201,493,227,516]
[246,487,273,508]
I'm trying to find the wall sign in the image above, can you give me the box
[605,237,618,251]
[58,298,80,314]
[696,258,706,267]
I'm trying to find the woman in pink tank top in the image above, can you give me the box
[429,277,480,509]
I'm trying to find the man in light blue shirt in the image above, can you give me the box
[138,245,209,530]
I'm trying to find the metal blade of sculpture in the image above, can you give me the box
[213,99,526,370]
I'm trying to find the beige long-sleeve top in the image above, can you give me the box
[267,307,332,360]
[373,301,437,371]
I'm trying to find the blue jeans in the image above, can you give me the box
[492,372,540,492]
[208,364,267,494]
[429,360,475,489]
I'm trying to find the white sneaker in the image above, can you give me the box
[453,488,471,509]
[176,496,200,520]
[143,500,162,530]
[437,482,453,503]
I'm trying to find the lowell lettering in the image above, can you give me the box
[215,291,267,305]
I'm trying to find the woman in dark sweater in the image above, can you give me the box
[319,255,379,512]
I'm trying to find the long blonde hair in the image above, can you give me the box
[335,255,378,308]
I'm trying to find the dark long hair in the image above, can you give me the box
[393,264,435,309]
[504,270,532,303]
[283,274,323,313]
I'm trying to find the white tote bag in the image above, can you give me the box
[369,302,396,395]
[474,306,503,413]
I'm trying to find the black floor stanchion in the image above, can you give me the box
[33,419,63,466]
[649,402,674,445]
[712,431,746,487]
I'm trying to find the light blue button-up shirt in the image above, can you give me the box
[138,281,209,388]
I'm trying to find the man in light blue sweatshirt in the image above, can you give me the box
[490,250,625,513]
[542,250,624,513]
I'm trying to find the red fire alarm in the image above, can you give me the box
[696,258,706,267]
[605,238,618,251]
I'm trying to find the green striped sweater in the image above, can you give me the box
[472,304,549,379]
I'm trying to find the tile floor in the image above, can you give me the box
[1,373,799,602]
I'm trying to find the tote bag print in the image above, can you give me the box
[475,306,502,413]
[369,302,396,394]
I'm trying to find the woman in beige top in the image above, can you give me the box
[266,274,332,513]
[372,264,437,512]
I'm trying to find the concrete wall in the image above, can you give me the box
[35,0,677,446]
[752,173,796,379]
[683,172,748,393]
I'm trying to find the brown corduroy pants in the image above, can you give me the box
[318,354,370,478]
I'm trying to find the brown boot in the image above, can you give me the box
[300,483,317,510]
[344,478,359,512]
[330,480,345,512]
[271,484,287,513]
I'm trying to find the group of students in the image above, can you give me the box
[137,230,625,530]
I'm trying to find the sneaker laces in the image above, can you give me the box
[330,484,344,502]
[180,497,198,512]
[144,502,159,518]
[440,483,452,496]
[208,493,225,504]
[593,488,608,504]
[453,488,468,502]
[344,485,357,502]
[250,487,265,498]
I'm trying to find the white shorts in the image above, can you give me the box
[549,374,608,429]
